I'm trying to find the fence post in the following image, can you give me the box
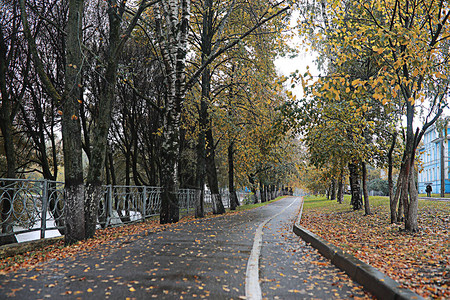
[143,186,147,222]
[40,179,48,239]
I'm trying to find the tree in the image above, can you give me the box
[83,0,154,239]
[20,0,86,244]
[296,0,450,231]
[186,0,291,215]
[0,2,27,244]
[149,0,290,223]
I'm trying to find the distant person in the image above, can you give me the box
[426,184,432,197]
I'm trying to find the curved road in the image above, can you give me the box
[0,197,371,299]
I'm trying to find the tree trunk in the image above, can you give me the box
[160,122,180,223]
[330,178,336,200]
[337,169,344,204]
[195,109,206,218]
[84,3,123,239]
[348,162,362,210]
[397,100,419,231]
[205,127,225,214]
[178,126,194,189]
[61,0,86,245]
[362,162,371,215]
[388,132,399,223]
[260,183,266,203]
[253,187,258,204]
[156,0,190,224]
[397,188,404,222]
[406,166,419,232]
[228,142,239,210]
[197,0,224,215]
[0,23,18,245]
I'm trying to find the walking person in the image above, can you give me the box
[426,184,432,197]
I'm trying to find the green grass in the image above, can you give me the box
[303,195,351,211]
[418,193,450,198]
[302,194,448,213]
[235,196,285,211]
[303,194,393,212]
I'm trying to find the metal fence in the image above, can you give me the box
[0,178,249,244]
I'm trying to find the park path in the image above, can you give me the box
[0,197,371,299]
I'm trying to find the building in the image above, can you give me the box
[417,124,450,194]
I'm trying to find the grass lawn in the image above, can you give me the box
[418,193,450,198]
[300,195,449,299]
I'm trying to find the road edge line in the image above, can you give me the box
[245,197,299,300]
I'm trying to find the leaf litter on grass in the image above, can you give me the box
[300,196,449,299]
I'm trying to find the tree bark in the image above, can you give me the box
[0,21,19,245]
[362,162,371,215]
[84,2,123,239]
[397,101,418,231]
[228,142,239,210]
[159,120,181,223]
[388,132,400,223]
[156,0,190,224]
[406,166,419,231]
[330,178,336,200]
[260,183,266,203]
[195,108,206,218]
[205,126,225,214]
[337,168,344,204]
[61,0,86,245]
[348,162,362,210]
[0,25,16,180]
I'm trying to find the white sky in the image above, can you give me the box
[274,51,320,98]
[273,10,321,98]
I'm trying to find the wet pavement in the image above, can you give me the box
[0,197,371,299]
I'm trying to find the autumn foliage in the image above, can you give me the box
[300,196,449,299]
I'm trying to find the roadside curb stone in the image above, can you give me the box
[293,199,424,300]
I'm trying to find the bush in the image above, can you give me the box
[367,178,389,196]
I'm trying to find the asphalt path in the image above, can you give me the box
[0,196,371,299]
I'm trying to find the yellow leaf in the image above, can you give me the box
[129,287,136,292]
[372,46,384,54]
[87,288,93,293]
[351,79,360,86]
